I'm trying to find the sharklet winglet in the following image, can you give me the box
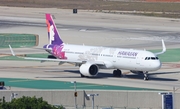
[154,39,166,56]
[162,39,166,53]
[9,45,15,56]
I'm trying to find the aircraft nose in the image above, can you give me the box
[152,61,161,70]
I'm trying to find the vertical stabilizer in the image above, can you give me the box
[46,14,63,45]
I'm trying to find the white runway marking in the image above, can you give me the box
[59,29,69,31]
[79,29,98,32]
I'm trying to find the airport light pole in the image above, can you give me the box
[87,94,99,109]
[173,87,180,109]
[71,81,77,109]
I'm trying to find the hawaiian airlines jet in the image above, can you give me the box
[9,14,166,80]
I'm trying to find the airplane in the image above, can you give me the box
[9,13,166,81]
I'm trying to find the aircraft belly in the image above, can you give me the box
[115,59,137,70]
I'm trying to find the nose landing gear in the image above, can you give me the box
[143,71,149,81]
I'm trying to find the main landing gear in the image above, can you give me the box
[113,69,122,77]
[143,71,149,81]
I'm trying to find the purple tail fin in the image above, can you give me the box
[46,14,63,45]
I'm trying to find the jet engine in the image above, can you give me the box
[79,63,99,76]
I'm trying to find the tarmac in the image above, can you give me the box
[0,6,180,92]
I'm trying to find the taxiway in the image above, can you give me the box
[0,6,180,91]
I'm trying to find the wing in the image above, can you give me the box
[25,57,105,65]
[9,45,105,65]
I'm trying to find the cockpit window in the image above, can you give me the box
[151,57,155,60]
[145,57,159,60]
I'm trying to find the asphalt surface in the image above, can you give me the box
[0,6,180,91]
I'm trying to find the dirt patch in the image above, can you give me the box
[0,0,180,18]
[143,0,180,2]
[0,0,179,11]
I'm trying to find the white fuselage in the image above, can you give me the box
[59,44,161,72]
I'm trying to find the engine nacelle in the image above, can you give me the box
[79,63,99,76]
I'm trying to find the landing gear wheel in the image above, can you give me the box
[144,76,149,81]
[143,71,149,81]
[113,69,122,77]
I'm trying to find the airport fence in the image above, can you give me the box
[63,105,162,109]
[0,90,179,109]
